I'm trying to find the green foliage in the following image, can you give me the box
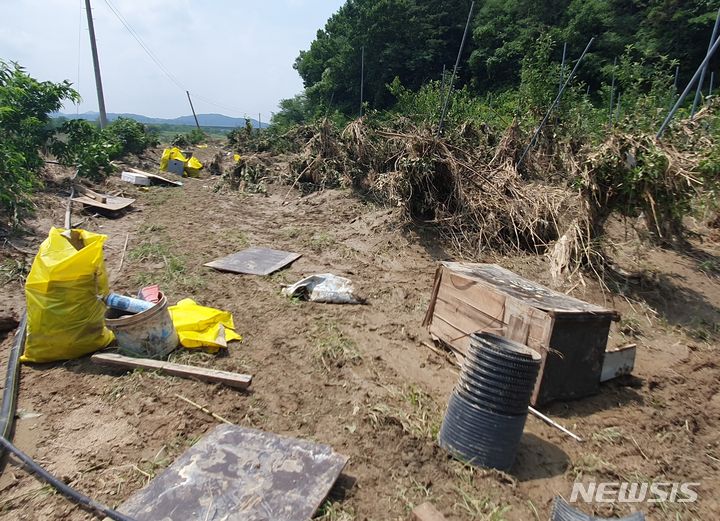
[290,0,720,121]
[0,60,78,227]
[50,120,116,181]
[104,117,158,155]
[171,128,206,147]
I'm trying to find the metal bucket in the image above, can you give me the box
[439,332,541,471]
[105,293,178,359]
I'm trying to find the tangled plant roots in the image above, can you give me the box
[287,112,714,279]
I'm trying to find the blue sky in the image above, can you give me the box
[0,0,345,119]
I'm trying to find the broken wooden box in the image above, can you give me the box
[423,262,621,405]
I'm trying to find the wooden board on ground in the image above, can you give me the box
[205,247,301,275]
[128,167,184,187]
[72,185,135,212]
[112,424,348,521]
[411,502,448,521]
[91,352,252,389]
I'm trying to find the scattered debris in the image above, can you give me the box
[71,185,134,213]
[282,273,363,304]
[159,147,203,177]
[423,262,619,405]
[528,407,583,442]
[601,344,637,382]
[204,247,301,276]
[121,171,151,186]
[113,424,349,521]
[137,284,160,303]
[551,497,645,520]
[124,167,184,187]
[92,352,252,389]
[105,292,178,359]
[168,298,241,352]
[176,393,234,424]
[411,502,448,521]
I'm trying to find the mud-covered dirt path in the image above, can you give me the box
[0,151,719,520]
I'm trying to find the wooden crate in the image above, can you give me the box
[423,262,620,405]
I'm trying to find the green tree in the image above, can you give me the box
[0,60,78,227]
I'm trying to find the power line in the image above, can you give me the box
[100,0,250,115]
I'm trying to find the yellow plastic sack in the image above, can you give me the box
[159,147,203,177]
[185,156,203,177]
[22,228,114,363]
[168,298,241,352]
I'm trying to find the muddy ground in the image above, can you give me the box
[0,145,719,521]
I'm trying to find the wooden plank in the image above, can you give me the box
[441,270,507,320]
[91,352,252,389]
[506,314,530,345]
[422,265,443,327]
[72,192,135,212]
[429,315,471,356]
[129,167,184,187]
[411,502,447,521]
[433,294,503,336]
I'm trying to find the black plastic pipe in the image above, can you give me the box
[0,313,26,442]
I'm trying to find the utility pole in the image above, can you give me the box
[84,0,108,128]
[186,91,200,130]
[360,46,365,117]
[258,113,262,131]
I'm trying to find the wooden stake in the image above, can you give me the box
[528,407,583,442]
[117,233,130,274]
[175,393,234,425]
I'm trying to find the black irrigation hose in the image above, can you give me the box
[0,436,136,521]
[0,313,26,442]
[0,314,137,521]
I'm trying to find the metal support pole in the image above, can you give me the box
[559,42,567,95]
[186,91,200,130]
[609,57,617,124]
[84,0,107,128]
[436,1,475,137]
[710,71,715,97]
[657,32,720,138]
[615,92,621,123]
[360,46,365,117]
[691,7,720,118]
[517,37,595,168]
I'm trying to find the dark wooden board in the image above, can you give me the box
[205,247,301,275]
[114,424,348,521]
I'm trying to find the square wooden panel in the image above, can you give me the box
[114,425,348,521]
[205,247,301,275]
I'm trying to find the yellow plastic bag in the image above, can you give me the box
[185,156,203,177]
[22,228,114,363]
[159,147,203,177]
[168,298,241,352]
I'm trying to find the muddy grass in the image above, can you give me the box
[0,147,719,520]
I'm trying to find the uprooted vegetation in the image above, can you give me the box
[263,106,718,281]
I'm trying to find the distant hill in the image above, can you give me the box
[54,111,269,128]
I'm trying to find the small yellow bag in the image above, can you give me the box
[22,228,114,363]
[168,298,241,353]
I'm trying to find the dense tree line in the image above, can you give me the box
[287,0,720,119]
